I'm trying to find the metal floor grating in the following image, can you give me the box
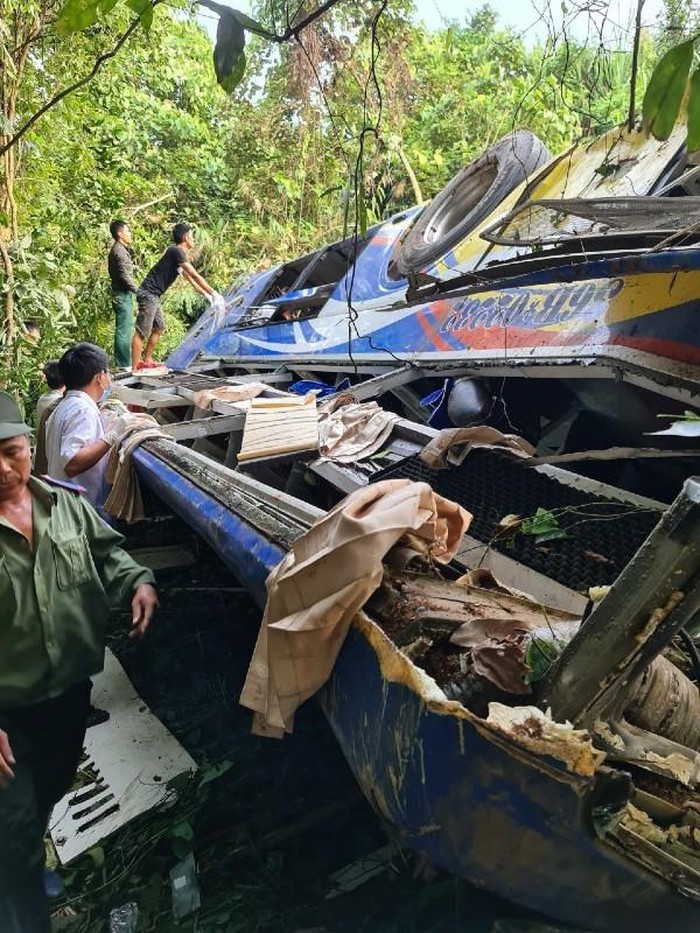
[370,450,661,592]
[142,371,230,391]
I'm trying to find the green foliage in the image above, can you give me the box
[520,507,568,544]
[524,635,561,684]
[642,37,696,139]
[688,68,700,150]
[57,0,158,33]
[228,7,275,40]
[4,8,233,387]
[58,0,274,93]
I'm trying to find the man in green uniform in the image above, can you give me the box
[0,391,158,931]
[108,219,137,369]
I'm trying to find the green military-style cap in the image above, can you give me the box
[0,391,31,441]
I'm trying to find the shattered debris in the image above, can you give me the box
[619,803,667,846]
[617,801,700,877]
[485,704,604,777]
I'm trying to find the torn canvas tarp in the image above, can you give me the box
[419,426,535,470]
[240,479,471,738]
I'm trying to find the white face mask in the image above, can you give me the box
[99,373,112,403]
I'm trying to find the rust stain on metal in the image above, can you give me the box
[634,590,684,646]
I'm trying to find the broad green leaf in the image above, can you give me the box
[198,759,233,788]
[214,11,246,92]
[171,820,194,841]
[688,68,700,152]
[126,0,153,28]
[230,8,276,41]
[170,837,191,861]
[524,636,560,684]
[521,507,558,535]
[87,845,105,868]
[97,0,120,12]
[642,39,695,140]
[520,507,567,544]
[56,0,102,34]
[218,51,246,94]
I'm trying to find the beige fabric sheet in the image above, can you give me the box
[192,383,269,410]
[317,399,399,463]
[104,416,163,522]
[240,479,471,738]
[419,426,535,470]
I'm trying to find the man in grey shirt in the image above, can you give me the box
[108,220,137,368]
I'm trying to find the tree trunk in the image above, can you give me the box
[0,107,16,345]
[0,229,15,345]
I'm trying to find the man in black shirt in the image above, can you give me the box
[108,219,137,369]
[132,223,222,370]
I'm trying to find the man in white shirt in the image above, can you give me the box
[45,343,128,511]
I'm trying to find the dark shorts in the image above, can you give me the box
[135,289,165,338]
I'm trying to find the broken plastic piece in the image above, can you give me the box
[170,851,201,920]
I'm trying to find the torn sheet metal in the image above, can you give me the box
[485,703,604,777]
[50,649,197,864]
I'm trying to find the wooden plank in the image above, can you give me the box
[453,535,587,616]
[238,396,318,462]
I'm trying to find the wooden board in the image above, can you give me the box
[238,394,318,462]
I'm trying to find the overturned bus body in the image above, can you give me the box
[112,123,700,930]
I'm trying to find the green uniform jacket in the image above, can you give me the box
[0,476,155,708]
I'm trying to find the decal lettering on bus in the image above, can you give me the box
[439,278,625,335]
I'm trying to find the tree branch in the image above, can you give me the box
[0,0,343,158]
[197,0,345,42]
[0,11,149,157]
[628,0,645,130]
[396,143,423,205]
[128,190,174,214]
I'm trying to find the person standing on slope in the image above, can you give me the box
[132,223,223,370]
[108,219,138,369]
